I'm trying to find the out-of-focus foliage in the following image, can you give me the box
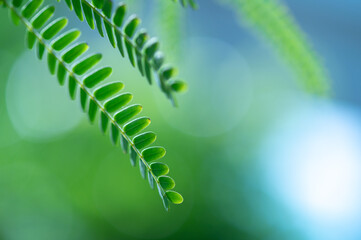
[219,0,330,95]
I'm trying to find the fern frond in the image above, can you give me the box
[59,0,188,106]
[156,0,184,63]
[219,0,330,95]
[3,0,183,210]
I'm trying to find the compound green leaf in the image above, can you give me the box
[158,176,175,190]
[92,0,104,9]
[130,147,138,167]
[62,42,88,63]
[114,104,142,125]
[133,131,156,149]
[113,3,126,27]
[31,5,55,29]
[41,18,67,40]
[94,82,124,101]
[99,111,108,133]
[148,171,154,189]
[166,191,183,204]
[68,75,77,100]
[144,38,159,59]
[83,67,112,88]
[93,11,104,37]
[120,135,129,153]
[139,159,146,179]
[26,30,36,49]
[88,99,98,123]
[104,21,115,48]
[115,31,124,57]
[80,87,88,111]
[71,0,83,21]
[124,15,140,38]
[150,162,169,177]
[124,117,150,136]
[73,53,102,75]
[47,52,57,74]
[142,147,166,162]
[22,0,44,19]
[57,62,66,85]
[36,41,44,59]
[52,29,81,51]
[110,123,119,145]
[104,93,132,113]
[82,1,94,29]
[125,41,135,67]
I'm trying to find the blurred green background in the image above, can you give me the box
[1,0,361,239]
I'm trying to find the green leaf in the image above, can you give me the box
[22,0,44,19]
[115,31,124,57]
[158,185,169,210]
[94,82,124,101]
[82,1,94,29]
[144,60,152,84]
[161,66,177,81]
[142,147,166,162]
[113,3,126,27]
[166,191,183,204]
[104,21,116,48]
[158,176,175,190]
[57,63,66,85]
[37,42,44,59]
[120,135,129,153]
[135,30,148,49]
[68,75,77,100]
[102,0,112,18]
[26,30,36,49]
[64,0,72,9]
[88,99,98,123]
[92,0,104,9]
[110,123,119,145]
[130,147,138,167]
[124,117,150,136]
[13,0,22,8]
[114,104,142,125]
[31,5,55,29]
[73,53,102,75]
[71,0,83,21]
[133,132,156,149]
[125,41,135,67]
[10,9,20,25]
[62,42,88,63]
[148,171,154,189]
[153,52,164,70]
[41,18,68,40]
[144,38,159,59]
[80,88,88,111]
[47,52,57,75]
[104,93,132,113]
[139,159,146,179]
[124,15,140,38]
[99,111,108,133]
[135,52,144,76]
[52,30,81,51]
[169,80,188,92]
[83,67,112,88]
[150,162,169,177]
[93,11,104,37]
